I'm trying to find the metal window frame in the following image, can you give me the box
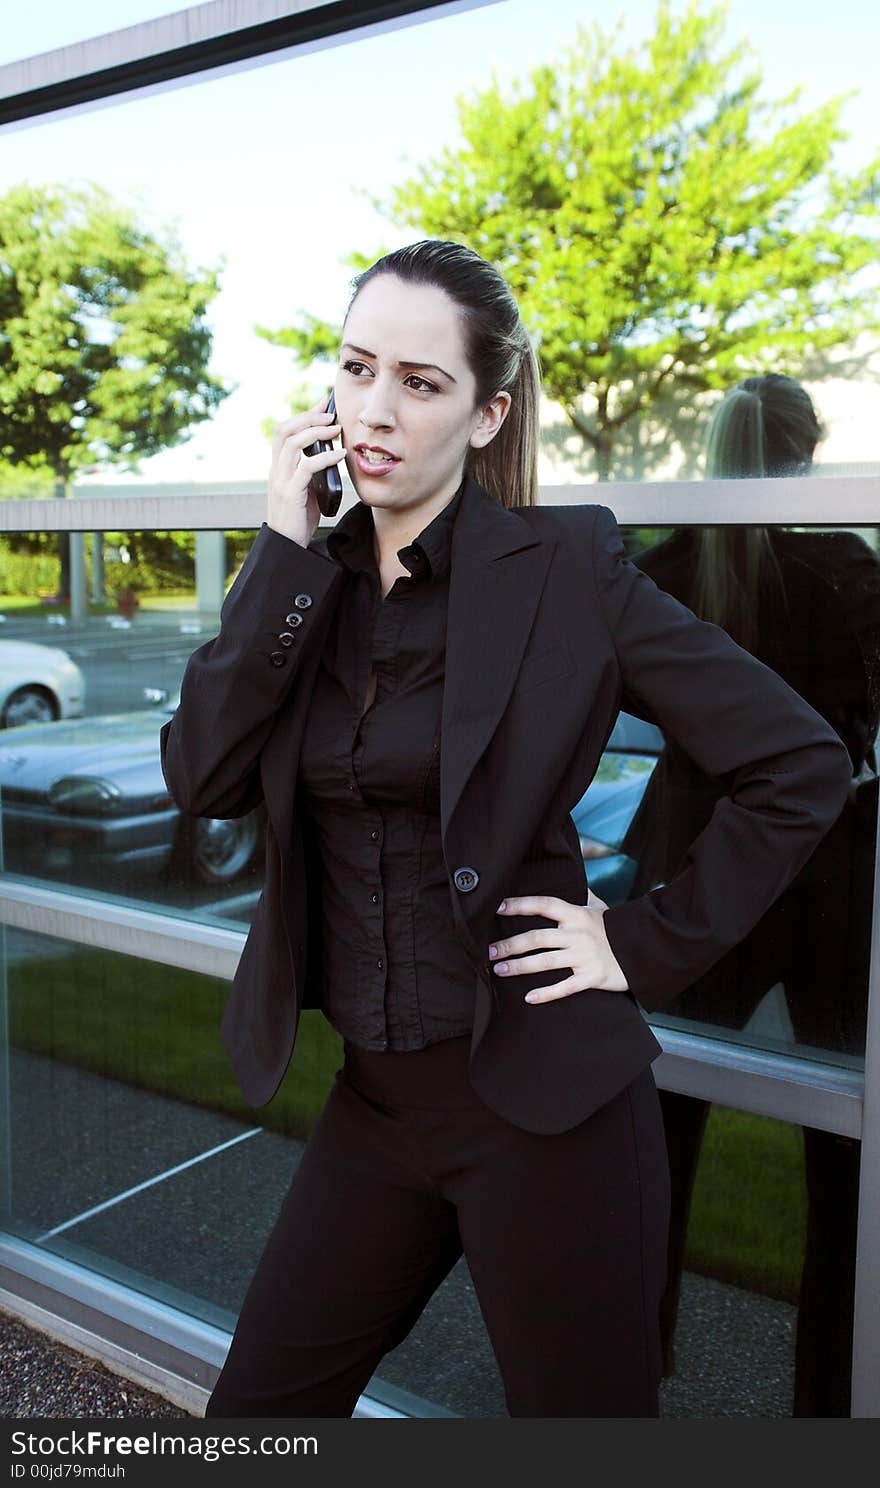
[0,1240,413,1417]
[1,474,879,534]
[0,0,502,127]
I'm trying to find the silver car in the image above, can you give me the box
[0,640,86,728]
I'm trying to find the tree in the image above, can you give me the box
[0,181,232,592]
[267,0,880,479]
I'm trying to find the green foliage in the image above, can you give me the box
[0,458,56,500]
[0,541,60,597]
[269,0,880,478]
[256,379,332,446]
[99,530,190,594]
[0,180,233,481]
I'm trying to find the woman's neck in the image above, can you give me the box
[369,476,463,570]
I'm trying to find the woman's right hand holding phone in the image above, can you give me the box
[267,396,346,548]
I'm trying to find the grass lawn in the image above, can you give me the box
[688,1105,806,1303]
[8,945,807,1302]
[8,947,343,1139]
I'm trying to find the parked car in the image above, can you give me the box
[0,640,85,727]
[0,690,263,888]
[0,689,662,897]
[570,712,664,905]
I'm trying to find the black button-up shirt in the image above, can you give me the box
[297,480,477,1051]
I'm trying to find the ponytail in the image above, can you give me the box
[468,335,540,508]
[694,374,822,652]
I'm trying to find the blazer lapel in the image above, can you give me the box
[262,477,557,885]
[440,477,557,853]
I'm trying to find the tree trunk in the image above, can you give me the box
[593,390,614,481]
[595,436,613,481]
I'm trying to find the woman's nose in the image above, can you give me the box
[358,387,397,430]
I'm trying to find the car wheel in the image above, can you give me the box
[190,812,261,885]
[1,686,57,728]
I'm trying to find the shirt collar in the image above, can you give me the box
[327,478,465,583]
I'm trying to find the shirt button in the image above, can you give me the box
[269,651,286,667]
[371,893,379,904]
[370,829,380,841]
[376,958,384,970]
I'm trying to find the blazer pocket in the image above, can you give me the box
[511,642,575,697]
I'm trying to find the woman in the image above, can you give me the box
[620,373,880,1415]
[160,245,852,1418]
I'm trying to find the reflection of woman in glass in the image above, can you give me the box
[161,257,852,1418]
[623,373,880,1415]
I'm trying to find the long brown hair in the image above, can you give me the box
[346,240,540,508]
[693,375,823,653]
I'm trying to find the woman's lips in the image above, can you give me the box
[354,447,401,477]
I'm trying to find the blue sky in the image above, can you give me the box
[1,0,878,482]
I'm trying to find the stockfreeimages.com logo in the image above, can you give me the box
[10,1430,317,1465]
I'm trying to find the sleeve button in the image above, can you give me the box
[284,612,304,627]
[293,593,313,609]
[269,651,287,667]
[278,632,295,647]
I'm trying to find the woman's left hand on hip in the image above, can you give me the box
[487,892,629,1003]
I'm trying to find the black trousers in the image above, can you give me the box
[205,1033,670,1418]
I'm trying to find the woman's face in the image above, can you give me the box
[334,274,508,519]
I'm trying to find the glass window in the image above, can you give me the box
[610,519,880,1071]
[657,1101,858,1418]
[4,929,851,1414]
[1,933,341,1316]
[3,515,873,1074]
[0,527,265,916]
[3,0,878,1421]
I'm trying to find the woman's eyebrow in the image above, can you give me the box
[341,341,456,383]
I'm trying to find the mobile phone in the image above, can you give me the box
[305,391,344,518]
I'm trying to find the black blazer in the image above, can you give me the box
[159,477,852,1134]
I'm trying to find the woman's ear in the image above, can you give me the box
[469,390,512,450]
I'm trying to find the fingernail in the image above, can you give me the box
[488,945,498,959]
[493,962,508,975]
[497,900,506,912]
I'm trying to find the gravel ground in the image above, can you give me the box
[0,1311,192,1420]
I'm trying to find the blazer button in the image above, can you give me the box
[269,651,286,667]
[278,632,295,647]
[284,612,304,627]
[453,866,479,893]
[292,593,313,609]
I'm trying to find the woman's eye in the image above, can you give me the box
[405,374,439,394]
[341,359,371,377]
